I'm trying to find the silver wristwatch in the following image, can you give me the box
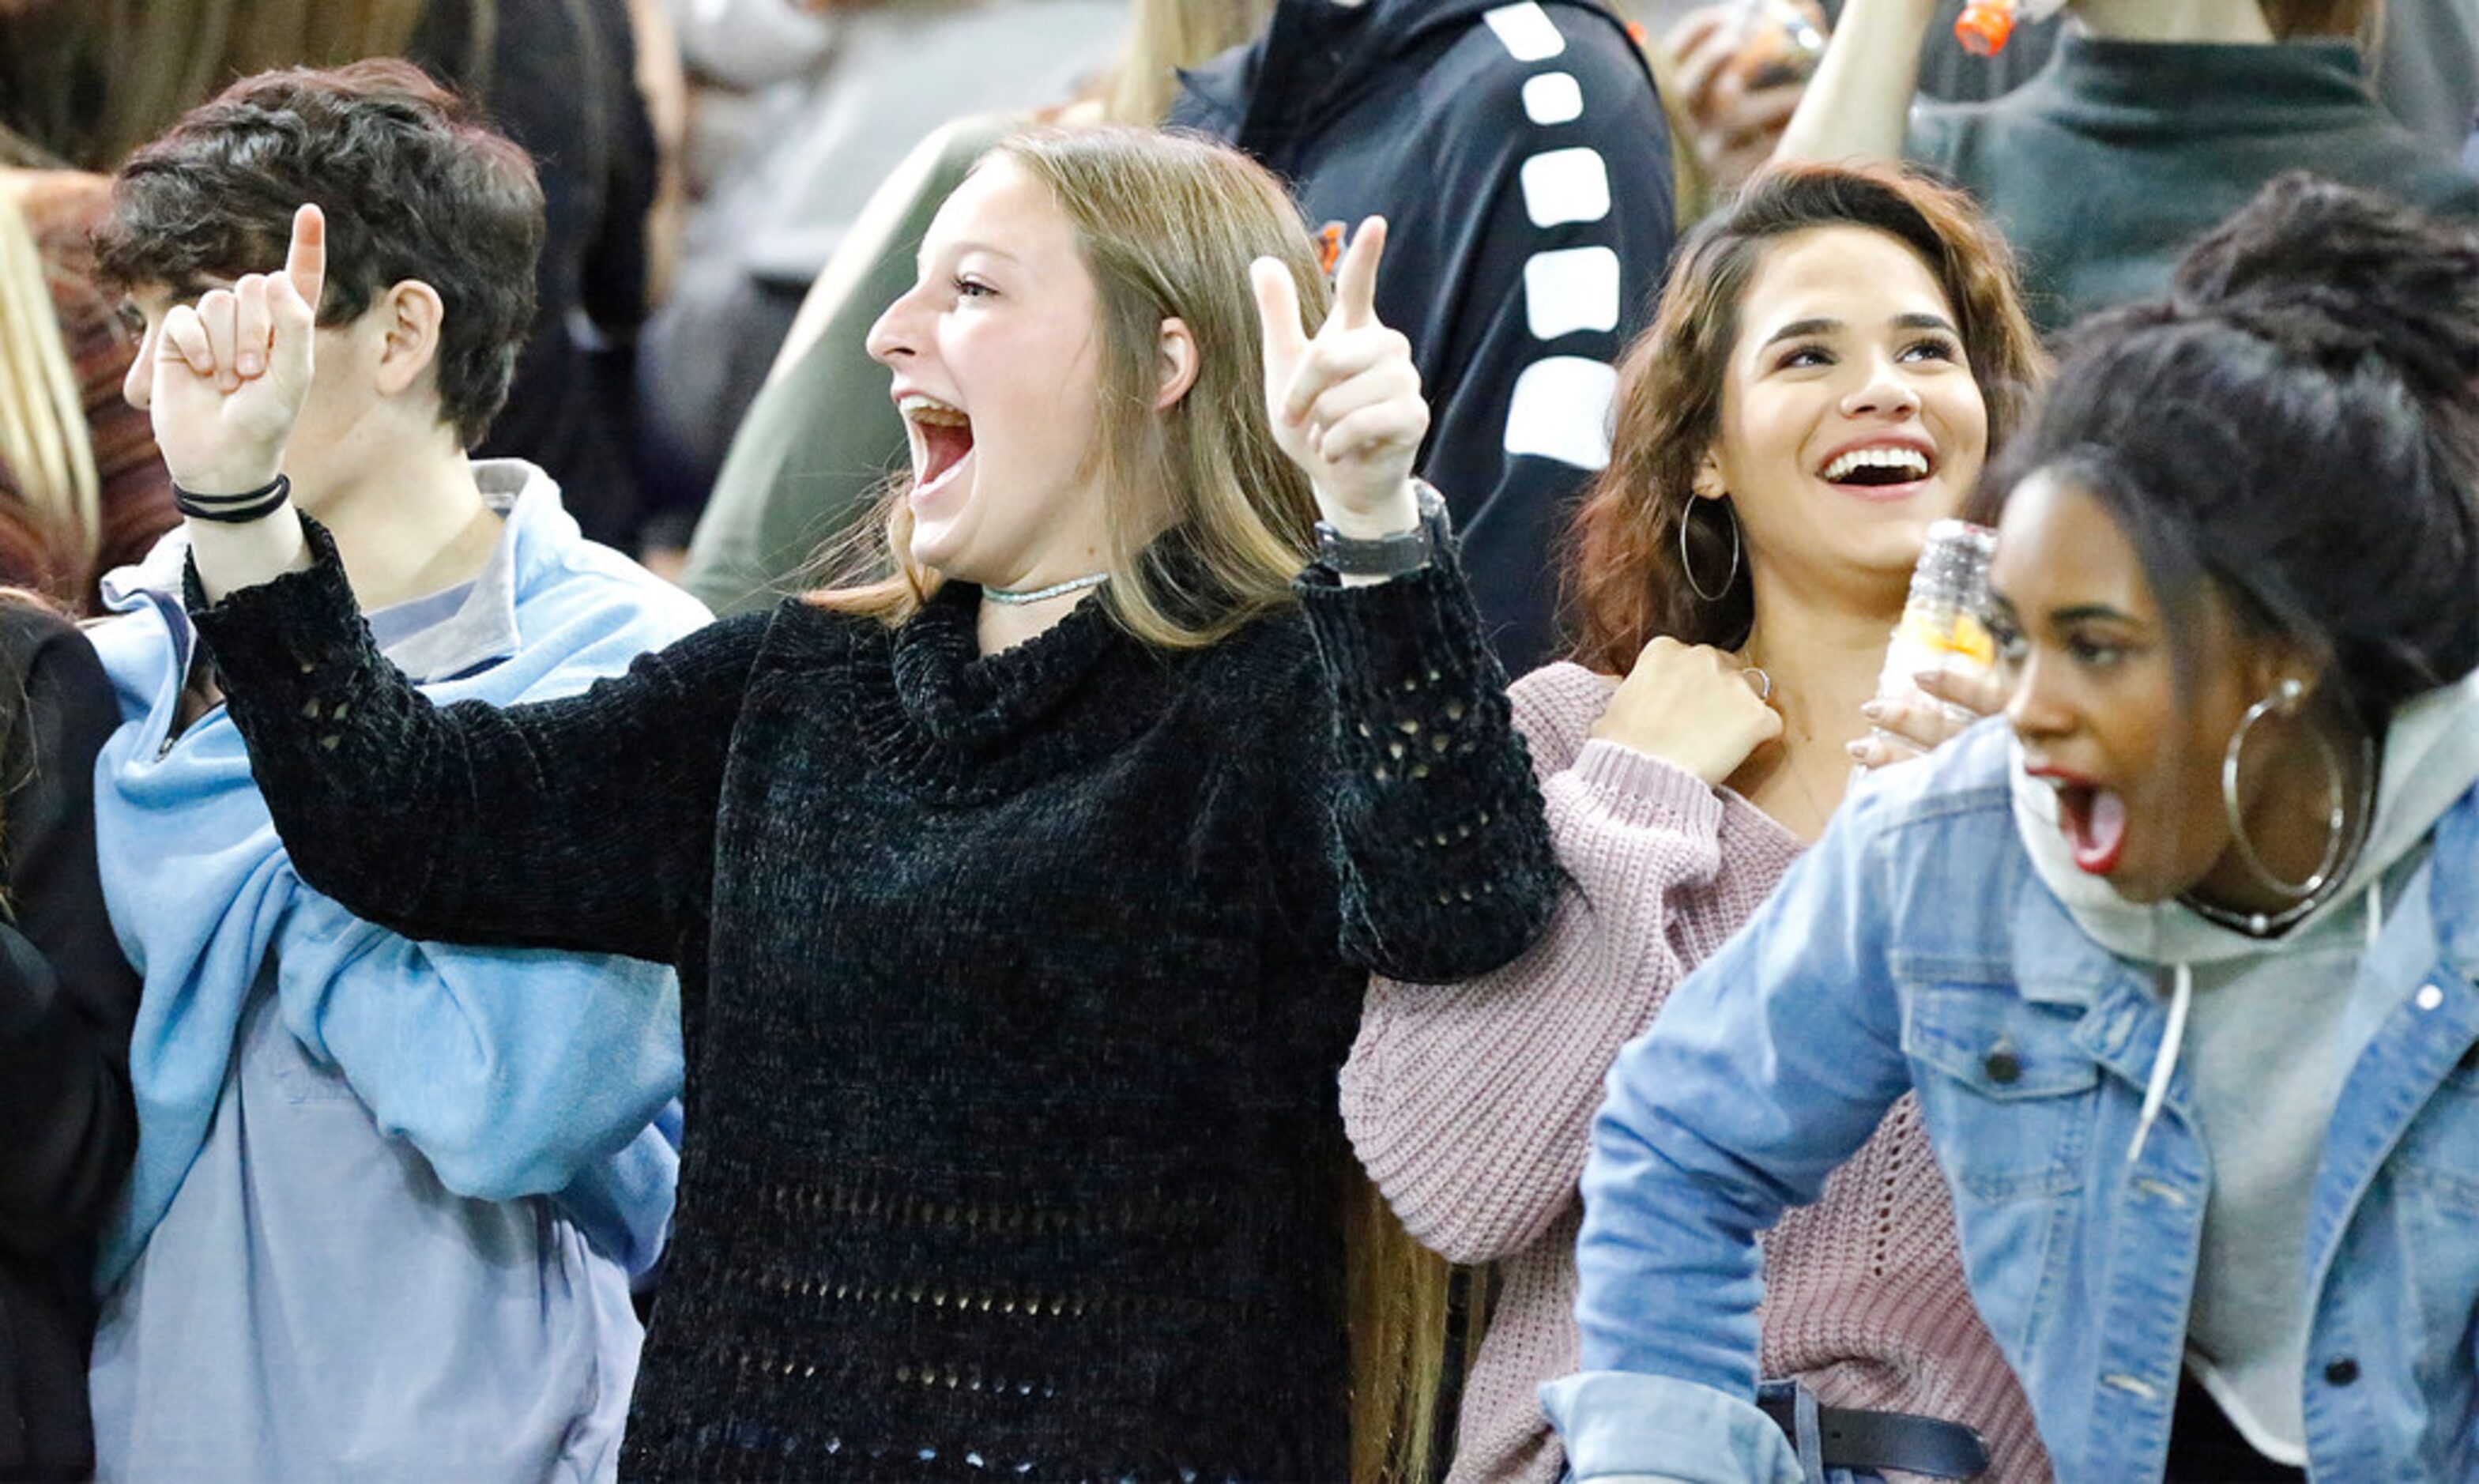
[1314,482,1451,578]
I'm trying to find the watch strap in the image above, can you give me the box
[1314,482,1450,577]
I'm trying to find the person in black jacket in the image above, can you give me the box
[0,600,140,1481]
[1174,0,1678,672]
[410,0,665,550]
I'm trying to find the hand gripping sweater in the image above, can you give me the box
[1344,664,2048,1482]
[185,517,1559,1482]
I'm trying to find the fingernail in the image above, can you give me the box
[1913,670,1942,687]
[1859,701,1885,721]
[1845,740,1869,760]
[237,355,260,375]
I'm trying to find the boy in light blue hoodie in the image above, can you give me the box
[81,62,706,1482]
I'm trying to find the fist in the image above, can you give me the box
[1251,217,1428,539]
[1590,636,1784,786]
[134,202,326,495]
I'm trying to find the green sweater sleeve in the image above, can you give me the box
[680,114,1021,615]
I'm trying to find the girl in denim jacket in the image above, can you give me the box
[1546,173,2479,1482]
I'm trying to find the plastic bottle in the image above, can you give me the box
[1871,520,1999,751]
[1954,0,2017,55]
[1733,0,1829,88]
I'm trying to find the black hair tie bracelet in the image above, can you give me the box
[174,474,292,523]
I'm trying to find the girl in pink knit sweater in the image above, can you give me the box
[1344,164,2054,1482]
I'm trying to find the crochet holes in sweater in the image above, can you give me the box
[1353,668,1508,908]
[1355,666,1486,785]
[1871,1097,1926,1282]
[701,1180,1252,1479]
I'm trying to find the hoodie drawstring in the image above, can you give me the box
[2129,962,2194,1165]
[2127,880,2385,1165]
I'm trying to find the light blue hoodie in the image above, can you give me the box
[83,464,706,1480]
[91,461,705,1284]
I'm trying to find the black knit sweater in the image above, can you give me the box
[188,519,1558,1482]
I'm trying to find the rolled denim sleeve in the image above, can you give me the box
[1558,780,1919,1475]
[1543,1371,1803,1484]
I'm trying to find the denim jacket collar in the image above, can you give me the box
[2424,799,2479,983]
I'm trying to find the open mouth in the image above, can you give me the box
[899,394,976,496]
[2053,782,2128,876]
[1820,444,1934,492]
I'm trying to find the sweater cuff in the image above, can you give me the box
[1294,541,1508,710]
[1568,741,1726,834]
[186,512,375,701]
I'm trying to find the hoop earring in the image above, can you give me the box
[2221,676,2349,899]
[1678,499,1740,605]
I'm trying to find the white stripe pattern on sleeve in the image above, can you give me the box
[1522,71,1585,125]
[1483,2,1567,62]
[1518,147,1612,228]
[1504,358,1618,470]
[1477,3,1635,469]
[1523,246,1622,339]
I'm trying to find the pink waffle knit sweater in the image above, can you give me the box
[1343,663,2049,1484]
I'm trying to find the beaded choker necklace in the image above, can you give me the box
[983,574,1110,606]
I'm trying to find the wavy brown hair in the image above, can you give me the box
[1566,161,2044,674]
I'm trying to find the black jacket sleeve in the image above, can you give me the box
[1401,15,1675,673]
[187,515,761,966]
[0,608,141,1256]
[1191,1,1681,673]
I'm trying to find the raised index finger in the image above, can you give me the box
[284,203,326,312]
[1331,216,1386,331]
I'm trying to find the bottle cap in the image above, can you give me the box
[1955,0,2014,55]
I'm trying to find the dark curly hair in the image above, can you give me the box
[93,58,543,448]
[1969,172,2479,729]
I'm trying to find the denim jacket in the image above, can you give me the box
[1542,721,2479,1482]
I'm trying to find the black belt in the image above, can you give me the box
[1758,1384,1991,1480]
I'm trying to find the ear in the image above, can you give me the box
[1690,450,1727,502]
[370,280,445,399]
[2241,634,2323,714]
[1154,315,1200,411]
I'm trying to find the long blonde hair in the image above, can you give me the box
[1102,0,1279,126]
[806,125,1327,651]
[0,0,465,171]
[0,183,100,579]
[1350,1187,1483,1484]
